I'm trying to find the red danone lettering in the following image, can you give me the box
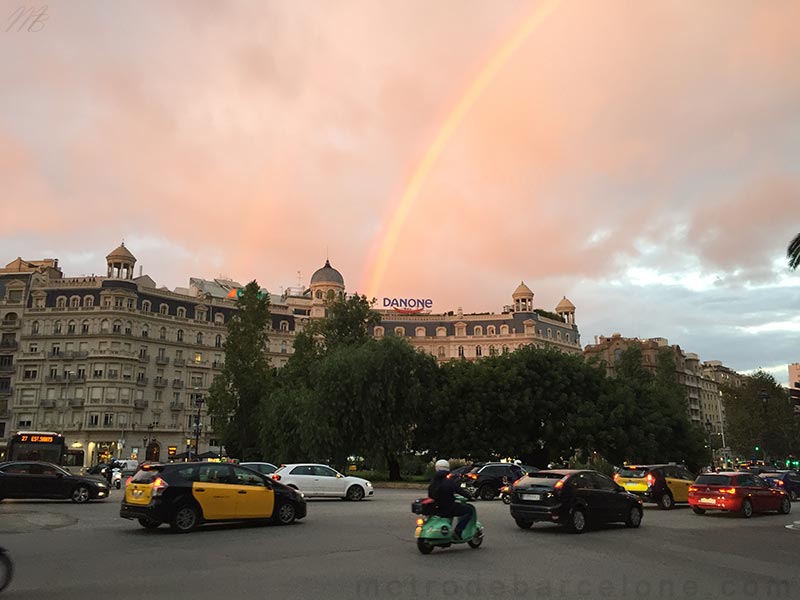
[382,298,433,314]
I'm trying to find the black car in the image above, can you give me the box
[462,462,527,501]
[510,469,643,533]
[0,461,110,503]
[120,462,307,533]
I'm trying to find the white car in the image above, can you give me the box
[240,462,278,476]
[273,463,374,500]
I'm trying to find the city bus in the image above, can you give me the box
[6,431,85,473]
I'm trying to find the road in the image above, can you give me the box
[1,489,798,600]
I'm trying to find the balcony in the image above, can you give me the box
[40,398,56,408]
[134,399,148,409]
[138,354,150,364]
[47,351,63,359]
[173,358,186,367]
[69,398,85,407]
[1,320,20,329]
[155,356,170,366]
[89,349,137,359]
[170,402,183,411]
[45,375,64,384]
[135,377,149,386]
[172,379,184,389]
[0,364,14,374]
[0,341,19,351]
[0,387,12,397]
[212,361,225,369]
[154,377,167,388]
[107,372,120,379]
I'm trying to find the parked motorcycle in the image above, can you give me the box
[0,547,13,593]
[412,497,484,554]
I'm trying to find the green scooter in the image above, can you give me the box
[412,496,484,554]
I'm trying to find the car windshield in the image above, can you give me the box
[523,473,565,487]
[695,475,732,485]
[761,473,784,479]
[618,467,651,478]
[131,466,164,484]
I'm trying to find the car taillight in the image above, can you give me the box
[646,474,655,486]
[466,473,478,480]
[272,474,281,481]
[151,477,168,497]
[721,487,737,495]
[777,480,784,486]
[688,486,697,493]
[613,473,620,482]
[125,476,133,487]
[554,479,565,492]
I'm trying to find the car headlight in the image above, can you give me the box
[365,481,373,487]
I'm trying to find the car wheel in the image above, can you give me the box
[658,493,674,510]
[138,518,161,529]
[692,507,706,515]
[479,486,496,501]
[417,539,434,555]
[740,498,753,518]
[625,505,643,528]
[276,502,296,525]
[346,485,365,501]
[779,496,792,515]
[568,508,587,534]
[71,485,91,504]
[514,518,533,530]
[171,504,200,533]
[790,490,797,502]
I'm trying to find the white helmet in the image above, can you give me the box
[513,460,522,466]
[435,459,450,472]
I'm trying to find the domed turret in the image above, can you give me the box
[106,242,136,280]
[512,281,533,312]
[310,259,345,319]
[555,296,576,324]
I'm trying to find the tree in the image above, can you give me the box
[206,281,272,460]
[788,232,800,270]
[312,293,381,351]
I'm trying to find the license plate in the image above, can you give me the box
[699,498,716,504]
[522,493,541,501]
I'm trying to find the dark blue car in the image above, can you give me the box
[760,470,800,501]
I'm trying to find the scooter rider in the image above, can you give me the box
[428,459,475,540]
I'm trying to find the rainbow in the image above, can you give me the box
[361,0,560,298]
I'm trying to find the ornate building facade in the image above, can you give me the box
[0,244,581,465]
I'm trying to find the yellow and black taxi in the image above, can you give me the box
[120,462,307,532]
[614,464,695,509]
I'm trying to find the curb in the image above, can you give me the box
[372,481,428,489]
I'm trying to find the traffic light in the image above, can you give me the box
[755,446,760,451]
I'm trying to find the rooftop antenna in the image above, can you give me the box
[297,270,302,287]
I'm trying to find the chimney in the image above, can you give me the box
[139,266,143,277]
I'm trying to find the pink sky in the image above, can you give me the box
[1,1,799,382]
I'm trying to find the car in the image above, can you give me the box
[509,469,643,533]
[120,461,306,532]
[0,461,110,503]
[239,462,278,476]
[272,463,373,500]
[688,472,792,517]
[760,471,800,501]
[614,464,695,509]
[461,462,526,501]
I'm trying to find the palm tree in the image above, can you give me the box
[789,233,800,270]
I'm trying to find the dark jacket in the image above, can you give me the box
[428,470,471,516]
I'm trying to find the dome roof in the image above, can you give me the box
[512,281,533,298]
[310,260,344,286]
[106,242,136,263]
[555,296,575,311]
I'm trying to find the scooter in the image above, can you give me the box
[412,497,484,554]
[0,547,13,593]
[500,483,512,504]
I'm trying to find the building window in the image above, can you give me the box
[214,313,224,325]
[394,327,405,337]
[142,301,151,312]
[374,326,384,338]
[196,332,203,345]
[31,321,39,335]
[215,335,222,348]
[70,296,80,308]
[436,327,447,337]
[103,413,114,426]
[141,325,149,338]
[88,414,99,426]
[280,321,289,332]
[159,304,168,315]
[67,321,76,334]
[476,346,482,357]
[557,331,562,340]
[125,321,132,335]
[566,333,571,343]
[113,321,121,333]
[81,320,90,334]
[487,326,496,335]
[84,296,94,307]
[502,345,509,354]
[437,346,446,358]
[315,291,323,299]
[196,310,206,322]
[160,327,166,340]
[53,321,62,334]
[177,329,184,342]
[500,325,509,335]
[458,346,464,358]
[280,341,287,354]
[415,327,426,337]
[177,307,186,318]
[474,326,483,336]
[56,297,67,309]
[547,328,552,338]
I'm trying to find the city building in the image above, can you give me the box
[0,244,582,464]
[789,363,800,413]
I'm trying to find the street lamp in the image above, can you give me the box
[759,390,769,463]
[704,421,713,468]
[192,395,204,461]
[61,370,75,434]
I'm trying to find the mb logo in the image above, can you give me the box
[6,5,49,33]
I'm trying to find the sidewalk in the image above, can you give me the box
[372,481,427,489]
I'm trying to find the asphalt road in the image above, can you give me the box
[1,489,798,600]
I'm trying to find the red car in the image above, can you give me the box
[688,472,791,518]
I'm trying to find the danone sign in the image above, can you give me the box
[383,297,433,314]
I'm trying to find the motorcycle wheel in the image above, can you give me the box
[417,539,434,555]
[0,552,13,592]
[501,494,512,505]
[468,527,484,549]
